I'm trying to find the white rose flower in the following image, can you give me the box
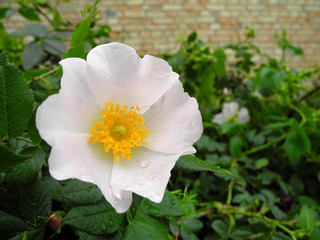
[212,102,250,125]
[36,43,203,213]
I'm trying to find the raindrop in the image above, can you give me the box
[148,173,155,180]
[140,160,149,168]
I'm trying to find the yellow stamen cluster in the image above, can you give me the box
[89,103,149,161]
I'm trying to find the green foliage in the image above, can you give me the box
[1,1,320,239]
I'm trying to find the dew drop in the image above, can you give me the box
[160,164,166,171]
[148,173,155,180]
[140,160,149,168]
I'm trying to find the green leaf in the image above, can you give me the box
[14,23,48,38]
[211,220,228,239]
[0,210,30,239]
[63,43,86,59]
[18,7,41,21]
[182,218,203,233]
[27,113,41,145]
[230,135,243,158]
[19,181,51,228]
[62,179,104,205]
[64,201,124,235]
[0,52,34,138]
[299,205,316,231]
[8,228,44,240]
[140,190,182,217]
[271,232,292,240]
[175,155,234,178]
[254,158,269,169]
[0,7,14,19]
[213,48,226,78]
[78,231,108,240]
[284,125,310,164]
[123,209,168,240]
[6,148,46,189]
[70,17,91,47]
[22,42,44,70]
[249,219,271,234]
[44,38,66,56]
[187,32,197,42]
[0,144,28,171]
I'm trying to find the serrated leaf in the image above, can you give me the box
[140,190,182,217]
[0,52,34,138]
[62,179,104,205]
[64,201,124,235]
[6,148,46,188]
[176,155,234,178]
[27,113,41,145]
[70,17,91,47]
[44,38,66,56]
[0,210,30,239]
[211,220,228,239]
[19,181,51,228]
[22,42,44,70]
[0,144,29,171]
[78,231,108,240]
[8,228,44,240]
[18,7,40,21]
[123,209,168,240]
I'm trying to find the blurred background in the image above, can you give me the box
[1,0,319,70]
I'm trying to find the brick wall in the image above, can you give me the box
[1,0,320,69]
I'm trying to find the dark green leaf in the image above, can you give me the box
[18,7,41,21]
[8,228,44,240]
[70,17,91,47]
[28,113,41,145]
[78,231,108,240]
[22,42,44,70]
[182,218,203,233]
[64,201,124,235]
[175,155,234,178]
[14,23,48,38]
[0,52,34,137]
[211,220,228,239]
[0,210,30,239]
[0,145,28,171]
[284,125,310,164]
[0,7,14,19]
[187,32,197,42]
[19,181,51,228]
[6,148,46,188]
[62,179,104,205]
[249,219,271,234]
[44,38,66,56]
[63,43,86,59]
[271,232,292,240]
[123,209,168,240]
[140,190,182,217]
[230,135,243,158]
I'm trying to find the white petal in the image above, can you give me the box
[212,112,227,125]
[86,43,177,111]
[110,147,179,203]
[36,58,100,146]
[222,102,239,119]
[49,131,132,213]
[142,80,202,155]
[238,107,250,124]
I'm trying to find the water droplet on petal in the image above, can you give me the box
[148,173,155,180]
[140,160,149,168]
[115,192,121,199]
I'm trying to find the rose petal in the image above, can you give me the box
[142,80,202,155]
[86,43,177,111]
[238,107,250,124]
[222,102,239,118]
[49,131,132,213]
[212,112,226,124]
[36,58,100,146]
[110,147,179,203]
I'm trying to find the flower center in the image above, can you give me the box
[89,103,149,161]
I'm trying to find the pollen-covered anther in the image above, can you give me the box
[89,103,149,161]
